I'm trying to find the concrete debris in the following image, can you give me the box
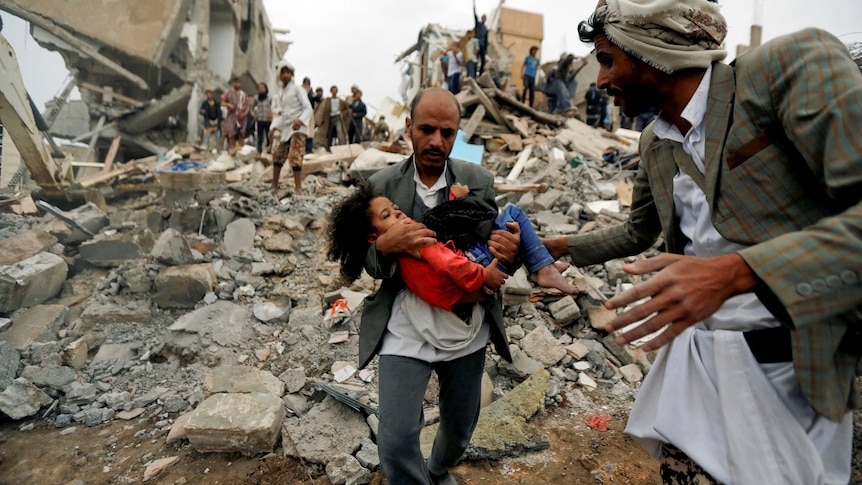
[326,453,372,485]
[423,369,550,461]
[185,392,285,457]
[153,263,217,308]
[143,456,180,482]
[1,304,66,351]
[355,437,381,471]
[0,377,53,419]
[282,396,370,465]
[520,325,566,366]
[203,366,285,397]
[151,228,195,265]
[0,229,58,266]
[0,253,68,313]
[0,342,21,391]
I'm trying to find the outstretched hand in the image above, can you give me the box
[604,253,758,352]
[375,219,436,259]
[489,222,521,266]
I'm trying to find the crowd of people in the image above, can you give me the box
[198,71,385,159]
[323,0,861,484]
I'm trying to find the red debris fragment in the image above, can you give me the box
[585,415,612,432]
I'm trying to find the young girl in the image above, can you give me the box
[327,182,576,313]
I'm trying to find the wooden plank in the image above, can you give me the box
[77,164,139,188]
[102,136,122,172]
[72,162,109,168]
[84,189,108,213]
[493,182,548,193]
[465,77,514,133]
[506,145,534,182]
[507,115,531,138]
[461,105,486,140]
[79,82,145,108]
[493,88,565,126]
[498,133,523,152]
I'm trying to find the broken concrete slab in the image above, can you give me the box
[0,304,66,351]
[252,301,290,323]
[282,395,370,465]
[153,263,217,308]
[43,202,110,245]
[421,368,550,461]
[27,363,77,390]
[184,392,285,457]
[92,342,139,364]
[601,334,653,372]
[565,341,590,360]
[151,228,195,265]
[263,232,294,252]
[0,229,58,266]
[78,231,155,267]
[0,377,53,419]
[355,437,380,471]
[80,303,152,326]
[163,301,255,365]
[587,305,616,331]
[326,453,372,485]
[619,364,643,383]
[498,345,543,379]
[166,411,192,444]
[548,296,580,325]
[203,366,285,397]
[520,325,566,366]
[0,253,68,313]
[223,218,256,258]
[63,338,88,370]
[0,341,21,391]
[278,367,306,394]
[143,455,179,482]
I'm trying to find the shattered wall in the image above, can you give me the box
[498,8,543,91]
[0,0,286,162]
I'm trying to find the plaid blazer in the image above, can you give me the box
[358,157,512,370]
[566,28,862,421]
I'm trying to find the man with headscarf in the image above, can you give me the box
[222,77,251,149]
[542,1,861,483]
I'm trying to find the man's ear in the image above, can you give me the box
[405,117,412,132]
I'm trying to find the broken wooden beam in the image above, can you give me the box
[506,145,534,182]
[466,77,514,133]
[493,183,548,193]
[461,105,486,140]
[77,163,140,188]
[492,88,566,127]
[102,136,122,172]
[79,82,145,108]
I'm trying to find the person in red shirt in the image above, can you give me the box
[328,181,576,311]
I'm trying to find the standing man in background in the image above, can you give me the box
[521,46,540,108]
[221,77,251,149]
[446,43,463,95]
[251,82,272,154]
[465,30,479,79]
[269,61,312,194]
[349,89,367,144]
[473,1,489,76]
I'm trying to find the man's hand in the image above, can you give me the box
[541,236,569,261]
[450,183,470,198]
[484,258,508,290]
[375,218,436,259]
[604,253,758,351]
[292,119,303,130]
[489,222,520,266]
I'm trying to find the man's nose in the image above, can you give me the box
[428,130,443,148]
[597,69,610,91]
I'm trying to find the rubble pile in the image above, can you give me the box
[0,59,648,484]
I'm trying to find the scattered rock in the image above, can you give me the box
[185,392,285,456]
[282,396,370,465]
[143,456,179,482]
[153,263,217,308]
[326,453,371,485]
[151,228,195,265]
[203,366,285,397]
[0,253,68,313]
[0,377,53,419]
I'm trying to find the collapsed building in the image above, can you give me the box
[0,0,286,181]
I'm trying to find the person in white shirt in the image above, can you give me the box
[269,61,312,194]
[446,45,463,95]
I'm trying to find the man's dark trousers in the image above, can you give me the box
[377,349,485,484]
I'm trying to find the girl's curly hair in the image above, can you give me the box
[327,182,380,281]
